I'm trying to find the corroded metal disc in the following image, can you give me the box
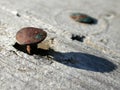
[16,27,47,45]
[70,13,96,24]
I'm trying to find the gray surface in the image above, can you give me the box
[0,0,120,90]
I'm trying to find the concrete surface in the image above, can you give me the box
[0,0,120,90]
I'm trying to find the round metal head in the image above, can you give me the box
[16,27,47,45]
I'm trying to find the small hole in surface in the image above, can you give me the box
[16,13,21,17]
[71,34,86,42]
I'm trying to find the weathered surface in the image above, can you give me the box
[16,27,47,45]
[0,0,120,90]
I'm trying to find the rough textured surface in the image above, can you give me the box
[0,0,120,90]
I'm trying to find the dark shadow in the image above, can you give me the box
[13,42,49,55]
[49,49,117,73]
[13,42,28,53]
[13,43,117,73]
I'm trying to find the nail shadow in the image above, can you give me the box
[49,50,117,73]
[13,42,49,55]
[13,43,117,73]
